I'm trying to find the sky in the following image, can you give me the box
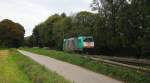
[0,0,93,37]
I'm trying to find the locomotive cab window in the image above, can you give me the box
[84,37,93,42]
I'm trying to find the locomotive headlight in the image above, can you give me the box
[84,42,94,48]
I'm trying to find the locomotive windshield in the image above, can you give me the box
[84,37,93,42]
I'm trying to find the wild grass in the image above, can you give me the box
[0,50,31,83]
[0,48,7,50]
[22,47,150,83]
[11,49,71,83]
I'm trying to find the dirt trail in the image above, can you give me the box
[18,50,122,83]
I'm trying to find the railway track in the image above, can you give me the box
[95,55,150,66]
[81,54,150,73]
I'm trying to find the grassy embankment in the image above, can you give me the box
[0,49,70,83]
[22,47,150,83]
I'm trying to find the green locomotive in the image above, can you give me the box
[63,36,94,52]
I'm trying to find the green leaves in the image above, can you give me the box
[0,19,25,48]
[24,0,150,58]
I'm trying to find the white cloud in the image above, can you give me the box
[0,0,92,36]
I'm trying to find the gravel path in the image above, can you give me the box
[18,50,122,83]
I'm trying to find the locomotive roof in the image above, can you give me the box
[64,36,93,40]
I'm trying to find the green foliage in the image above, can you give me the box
[22,48,150,83]
[0,19,25,48]
[23,36,34,47]
[0,50,31,83]
[24,0,150,58]
[28,12,96,50]
[91,0,150,57]
[11,49,70,83]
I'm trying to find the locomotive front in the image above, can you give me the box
[83,36,94,49]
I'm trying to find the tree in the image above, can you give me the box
[91,0,150,57]
[0,19,25,48]
[72,11,95,36]
[29,0,150,58]
[23,36,34,47]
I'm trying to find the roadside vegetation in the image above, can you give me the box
[22,47,150,83]
[0,50,31,83]
[0,49,70,83]
[11,49,71,83]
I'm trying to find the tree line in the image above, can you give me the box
[0,19,25,48]
[24,0,150,58]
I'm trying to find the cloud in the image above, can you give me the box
[0,0,92,36]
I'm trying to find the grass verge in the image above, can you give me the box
[10,49,71,83]
[0,50,31,83]
[21,47,150,83]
